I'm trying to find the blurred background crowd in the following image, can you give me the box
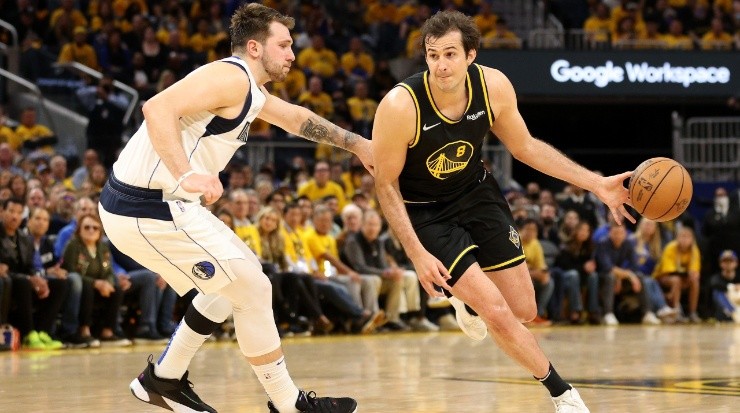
[0,0,739,352]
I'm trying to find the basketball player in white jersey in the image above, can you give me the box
[99,4,364,413]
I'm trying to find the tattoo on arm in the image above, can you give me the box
[299,116,359,151]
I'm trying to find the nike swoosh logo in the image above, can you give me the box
[422,122,441,131]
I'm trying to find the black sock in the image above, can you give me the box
[535,363,572,397]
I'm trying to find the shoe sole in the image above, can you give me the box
[361,311,386,334]
[130,378,209,413]
[449,297,487,341]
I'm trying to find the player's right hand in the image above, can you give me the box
[180,173,223,205]
[411,250,451,297]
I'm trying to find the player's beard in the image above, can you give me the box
[262,54,287,82]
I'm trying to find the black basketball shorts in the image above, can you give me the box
[406,173,525,286]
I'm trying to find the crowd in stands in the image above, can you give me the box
[557,0,740,49]
[1,1,740,352]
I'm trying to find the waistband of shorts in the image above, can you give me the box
[107,173,163,200]
[405,172,488,209]
[100,173,173,221]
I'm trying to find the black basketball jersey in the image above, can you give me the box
[395,63,494,203]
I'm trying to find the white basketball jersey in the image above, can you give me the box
[112,56,266,202]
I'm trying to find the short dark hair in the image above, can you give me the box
[2,197,24,210]
[230,3,295,53]
[521,217,540,231]
[419,10,481,55]
[283,201,300,215]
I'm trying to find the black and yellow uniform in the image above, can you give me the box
[395,64,525,283]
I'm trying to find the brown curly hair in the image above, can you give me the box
[419,10,481,55]
[230,3,295,53]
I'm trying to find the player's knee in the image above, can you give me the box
[517,303,538,323]
[219,261,272,311]
[192,293,232,323]
[483,307,524,336]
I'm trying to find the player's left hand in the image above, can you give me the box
[181,173,223,205]
[594,171,636,225]
[355,139,375,176]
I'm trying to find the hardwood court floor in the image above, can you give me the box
[2,325,739,412]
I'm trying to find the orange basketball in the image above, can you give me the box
[628,157,693,222]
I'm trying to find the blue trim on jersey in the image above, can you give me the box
[202,61,253,137]
[100,174,173,221]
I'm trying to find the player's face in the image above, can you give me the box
[424,31,475,93]
[262,22,295,82]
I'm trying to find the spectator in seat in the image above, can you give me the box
[62,213,129,346]
[710,250,740,323]
[346,81,378,139]
[282,202,382,334]
[344,209,436,331]
[297,34,339,79]
[596,223,659,325]
[340,37,375,82]
[71,149,101,190]
[297,161,347,211]
[702,187,740,276]
[57,25,100,70]
[109,242,177,341]
[1,198,68,350]
[14,107,56,155]
[519,218,554,326]
[653,226,702,323]
[304,205,381,319]
[481,18,521,49]
[553,221,599,324]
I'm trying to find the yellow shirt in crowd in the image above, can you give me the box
[522,238,547,272]
[297,180,347,210]
[303,228,338,274]
[297,47,338,78]
[346,97,378,123]
[652,240,701,277]
[340,52,375,77]
[57,43,100,70]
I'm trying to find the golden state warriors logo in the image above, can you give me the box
[426,141,474,180]
[508,226,520,249]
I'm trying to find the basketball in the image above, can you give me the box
[628,157,693,222]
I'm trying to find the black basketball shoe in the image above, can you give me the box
[267,390,357,412]
[129,356,217,413]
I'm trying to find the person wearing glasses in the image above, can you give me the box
[61,213,130,346]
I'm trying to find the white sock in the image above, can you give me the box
[154,320,210,380]
[252,356,300,413]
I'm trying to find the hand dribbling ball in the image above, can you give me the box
[628,157,693,222]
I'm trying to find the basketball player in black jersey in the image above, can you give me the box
[373,11,636,413]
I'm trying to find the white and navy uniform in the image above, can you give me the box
[99,56,265,296]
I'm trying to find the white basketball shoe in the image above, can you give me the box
[448,296,487,341]
[551,388,590,413]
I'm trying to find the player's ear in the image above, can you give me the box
[467,48,477,65]
[246,39,262,58]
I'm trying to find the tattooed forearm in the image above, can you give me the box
[299,118,330,144]
[299,116,361,151]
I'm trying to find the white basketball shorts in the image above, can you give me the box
[99,173,250,296]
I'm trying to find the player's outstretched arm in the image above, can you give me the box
[372,88,450,297]
[258,92,374,174]
[143,62,248,203]
[483,67,635,224]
